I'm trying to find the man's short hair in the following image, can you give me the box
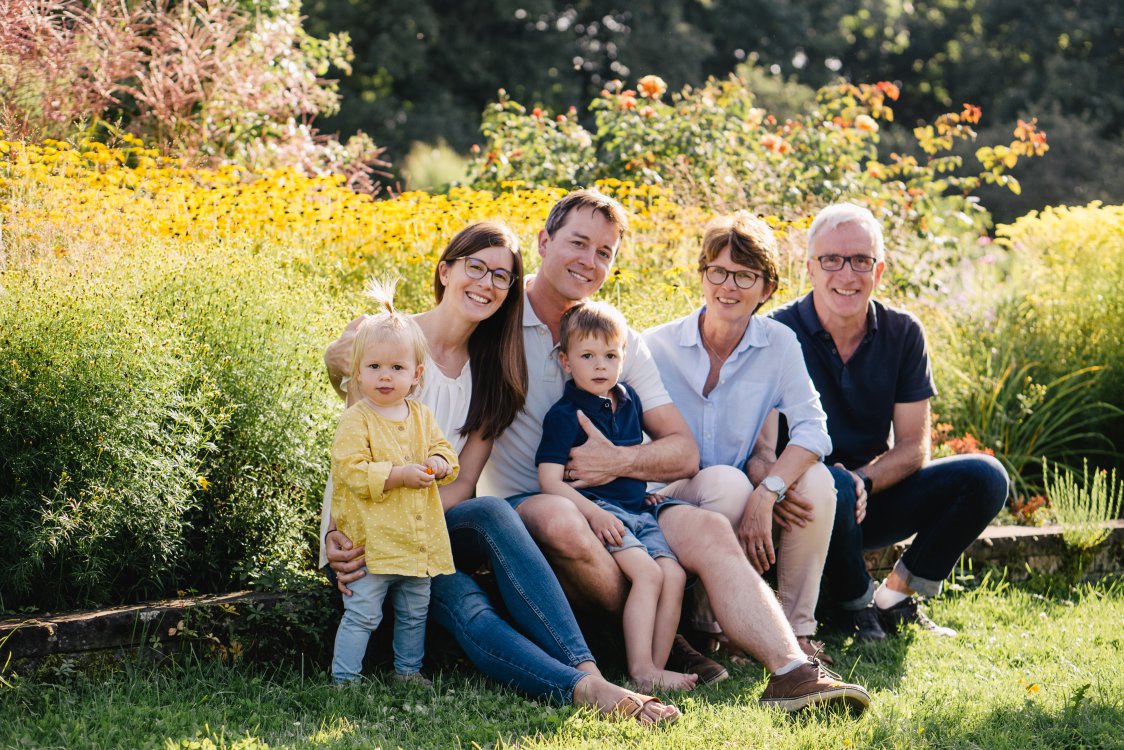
[559,301,629,353]
[544,189,630,242]
[698,211,780,285]
[807,203,885,259]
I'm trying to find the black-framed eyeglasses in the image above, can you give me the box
[455,257,517,289]
[814,254,878,273]
[703,265,762,289]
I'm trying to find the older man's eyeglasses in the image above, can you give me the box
[455,257,517,289]
[815,254,878,273]
[703,265,762,289]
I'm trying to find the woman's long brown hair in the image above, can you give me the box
[433,221,528,440]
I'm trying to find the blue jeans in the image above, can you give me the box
[428,495,594,703]
[332,571,431,682]
[826,454,1009,607]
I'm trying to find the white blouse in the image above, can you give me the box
[416,355,472,454]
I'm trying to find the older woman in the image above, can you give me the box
[321,221,678,724]
[644,211,837,659]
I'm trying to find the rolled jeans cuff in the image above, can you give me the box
[893,558,943,598]
[838,579,876,611]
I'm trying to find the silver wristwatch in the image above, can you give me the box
[761,475,787,503]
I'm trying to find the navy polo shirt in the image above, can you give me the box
[770,292,936,469]
[535,380,648,512]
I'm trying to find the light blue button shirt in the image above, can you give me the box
[643,307,831,474]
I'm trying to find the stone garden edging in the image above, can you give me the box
[3,521,1122,662]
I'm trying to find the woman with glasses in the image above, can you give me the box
[319,222,677,723]
[643,211,838,662]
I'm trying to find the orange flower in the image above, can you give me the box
[619,91,638,110]
[1015,118,1048,149]
[854,114,879,133]
[531,107,544,119]
[961,103,982,124]
[637,74,667,99]
[876,81,900,100]
[638,105,655,118]
[761,133,791,154]
[556,114,566,123]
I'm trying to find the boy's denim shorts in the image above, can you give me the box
[596,501,677,561]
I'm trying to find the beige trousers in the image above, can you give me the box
[658,463,836,637]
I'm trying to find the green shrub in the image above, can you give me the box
[0,241,343,610]
[468,73,1048,300]
[930,203,1124,496]
[994,203,1124,455]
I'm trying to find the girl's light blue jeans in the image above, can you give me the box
[332,570,431,682]
[428,495,594,703]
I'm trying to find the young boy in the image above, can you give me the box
[535,301,697,693]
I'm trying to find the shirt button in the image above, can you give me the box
[419,545,426,552]
[415,514,422,520]
[397,425,405,432]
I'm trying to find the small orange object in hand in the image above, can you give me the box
[425,466,434,475]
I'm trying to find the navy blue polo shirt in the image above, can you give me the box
[770,292,936,469]
[535,380,648,512]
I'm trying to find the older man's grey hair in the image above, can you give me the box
[806,203,885,260]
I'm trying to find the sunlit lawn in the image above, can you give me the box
[2,575,1121,749]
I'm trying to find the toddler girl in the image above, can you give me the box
[330,278,459,685]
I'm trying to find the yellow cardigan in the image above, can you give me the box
[330,399,458,577]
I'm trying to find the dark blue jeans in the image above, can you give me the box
[826,454,1008,608]
[428,495,594,702]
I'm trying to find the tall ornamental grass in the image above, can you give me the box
[1045,459,1124,550]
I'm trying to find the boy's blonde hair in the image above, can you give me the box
[348,277,430,395]
[559,301,629,353]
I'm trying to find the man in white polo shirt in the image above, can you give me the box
[478,189,870,712]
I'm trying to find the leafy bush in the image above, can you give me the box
[0,263,227,606]
[0,240,343,611]
[995,203,1124,452]
[468,73,1049,298]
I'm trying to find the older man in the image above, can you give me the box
[767,203,1009,640]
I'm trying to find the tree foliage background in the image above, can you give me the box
[305,0,1123,222]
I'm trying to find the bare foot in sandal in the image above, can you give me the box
[631,668,698,694]
[573,674,681,725]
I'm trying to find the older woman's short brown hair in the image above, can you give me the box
[698,211,780,285]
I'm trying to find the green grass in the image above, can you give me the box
[2,576,1122,749]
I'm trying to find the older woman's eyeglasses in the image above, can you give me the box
[455,257,516,289]
[814,254,878,273]
[703,265,762,289]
